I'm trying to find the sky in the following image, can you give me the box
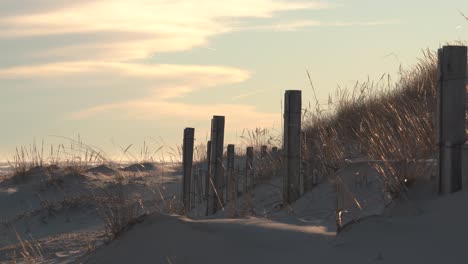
[0,0,467,161]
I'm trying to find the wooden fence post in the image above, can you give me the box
[271,146,280,178]
[283,90,302,203]
[235,165,241,196]
[259,145,268,182]
[437,46,467,194]
[272,147,278,159]
[197,167,203,204]
[261,145,268,159]
[207,116,225,214]
[182,127,195,213]
[246,147,254,192]
[227,144,236,203]
[205,140,211,203]
[301,131,309,193]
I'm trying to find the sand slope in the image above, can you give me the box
[83,191,468,264]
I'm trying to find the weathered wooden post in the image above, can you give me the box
[272,147,278,159]
[271,146,280,178]
[182,127,195,213]
[437,46,467,194]
[261,145,268,159]
[259,145,268,182]
[246,147,254,192]
[283,90,302,203]
[235,164,241,195]
[205,140,211,202]
[207,116,225,214]
[463,145,468,190]
[226,144,236,203]
[196,167,203,204]
[301,131,310,193]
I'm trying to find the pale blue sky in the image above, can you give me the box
[0,0,467,161]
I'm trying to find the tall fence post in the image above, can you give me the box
[283,90,302,204]
[182,127,195,213]
[246,147,254,192]
[207,116,225,214]
[437,46,467,194]
[227,144,236,203]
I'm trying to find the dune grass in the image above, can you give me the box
[302,49,445,202]
[95,175,146,240]
[7,136,108,183]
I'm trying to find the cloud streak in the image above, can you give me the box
[0,61,250,101]
[235,19,401,32]
[68,100,279,128]
[0,0,329,61]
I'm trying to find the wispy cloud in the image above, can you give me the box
[239,20,322,31]
[0,0,329,61]
[0,62,250,100]
[330,19,401,27]
[68,100,279,129]
[235,19,401,32]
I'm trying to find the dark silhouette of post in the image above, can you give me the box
[301,131,310,193]
[205,140,211,203]
[246,147,254,192]
[283,90,302,203]
[272,147,278,159]
[196,167,203,204]
[182,127,195,213]
[207,116,225,214]
[271,146,280,178]
[226,144,236,203]
[437,46,467,194]
[261,145,267,159]
[259,145,268,182]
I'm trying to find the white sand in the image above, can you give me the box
[82,190,468,264]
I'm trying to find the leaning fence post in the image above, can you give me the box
[207,116,225,214]
[246,147,254,192]
[227,144,236,203]
[283,90,302,203]
[437,46,467,194]
[182,127,195,213]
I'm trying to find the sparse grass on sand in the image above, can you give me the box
[95,174,146,240]
[7,136,107,183]
[302,49,446,202]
